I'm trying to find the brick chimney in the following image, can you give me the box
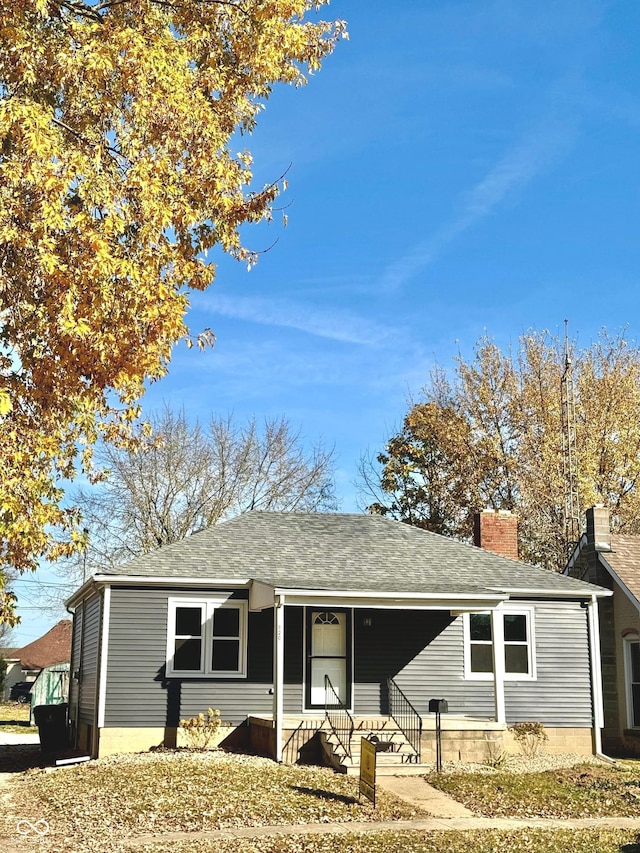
[473,509,519,560]
[585,505,611,552]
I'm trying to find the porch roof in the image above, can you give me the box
[79,511,608,602]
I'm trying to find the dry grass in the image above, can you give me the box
[132,829,640,853]
[0,701,35,733]
[7,750,418,846]
[428,762,640,818]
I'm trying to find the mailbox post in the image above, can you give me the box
[428,698,448,772]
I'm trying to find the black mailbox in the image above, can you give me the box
[428,698,448,714]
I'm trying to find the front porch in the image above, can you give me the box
[247,712,507,773]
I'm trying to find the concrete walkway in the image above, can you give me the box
[377,774,474,817]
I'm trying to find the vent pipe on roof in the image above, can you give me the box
[473,509,518,560]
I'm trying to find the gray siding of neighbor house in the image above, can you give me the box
[568,554,618,741]
[353,600,593,726]
[104,587,279,727]
[78,593,102,727]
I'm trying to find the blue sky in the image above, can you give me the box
[11,0,640,644]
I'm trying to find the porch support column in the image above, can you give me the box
[587,594,604,754]
[491,608,506,725]
[273,596,285,762]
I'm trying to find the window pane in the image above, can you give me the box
[505,644,529,674]
[504,614,527,642]
[631,643,640,683]
[174,638,202,671]
[471,644,493,672]
[175,607,202,637]
[214,607,240,637]
[633,684,640,727]
[212,639,240,671]
[470,614,492,641]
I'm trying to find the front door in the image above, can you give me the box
[306,609,352,709]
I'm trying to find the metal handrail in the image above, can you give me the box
[387,677,422,762]
[324,675,354,760]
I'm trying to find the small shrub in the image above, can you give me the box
[509,721,548,758]
[484,732,508,768]
[179,708,221,750]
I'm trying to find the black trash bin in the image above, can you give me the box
[34,703,69,755]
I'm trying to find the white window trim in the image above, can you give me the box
[623,634,640,729]
[463,606,536,682]
[166,596,248,679]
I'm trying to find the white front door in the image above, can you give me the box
[308,611,349,707]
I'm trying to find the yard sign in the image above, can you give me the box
[359,737,376,806]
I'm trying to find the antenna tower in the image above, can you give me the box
[561,320,581,553]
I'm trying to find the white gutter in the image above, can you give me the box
[487,586,612,599]
[273,588,507,601]
[273,595,285,763]
[66,576,251,608]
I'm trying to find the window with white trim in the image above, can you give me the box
[464,608,535,680]
[167,597,248,678]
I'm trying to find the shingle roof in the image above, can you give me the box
[99,512,603,598]
[12,620,72,670]
[603,534,640,602]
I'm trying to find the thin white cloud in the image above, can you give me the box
[197,293,392,346]
[380,116,579,291]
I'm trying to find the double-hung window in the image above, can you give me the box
[167,597,247,678]
[464,607,535,680]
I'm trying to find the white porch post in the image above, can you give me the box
[587,594,604,754]
[273,596,285,762]
[491,608,506,724]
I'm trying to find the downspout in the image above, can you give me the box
[66,602,80,749]
[587,593,611,760]
[491,607,506,725]
[273,595,285,763]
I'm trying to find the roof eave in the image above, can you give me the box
[487,586,613,599]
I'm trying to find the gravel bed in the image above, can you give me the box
[436,752,613,775]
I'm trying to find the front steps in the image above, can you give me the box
[321,717,431,775]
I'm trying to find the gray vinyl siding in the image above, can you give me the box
[353,601,593,726]
[354,610,493,718]
[78,593,102,726]
[503,600,592,726]
[104,587,276,727]
[102,590,593,728]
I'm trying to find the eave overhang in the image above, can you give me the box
[65,575,251,609]
[251,586,509,611]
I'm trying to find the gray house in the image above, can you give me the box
[66,510,609,767]
[566,505,640,755]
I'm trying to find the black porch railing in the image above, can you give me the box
[324,675,354,760]
[387,677,422,762]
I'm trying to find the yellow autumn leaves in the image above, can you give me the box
[0,0,345,621]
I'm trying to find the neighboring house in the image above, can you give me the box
[0,620,73,701]
[66,510,609,766]
[566,506,640,755]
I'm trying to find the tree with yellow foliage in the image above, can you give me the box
[0,0,345,622]
[361,329,640,572]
